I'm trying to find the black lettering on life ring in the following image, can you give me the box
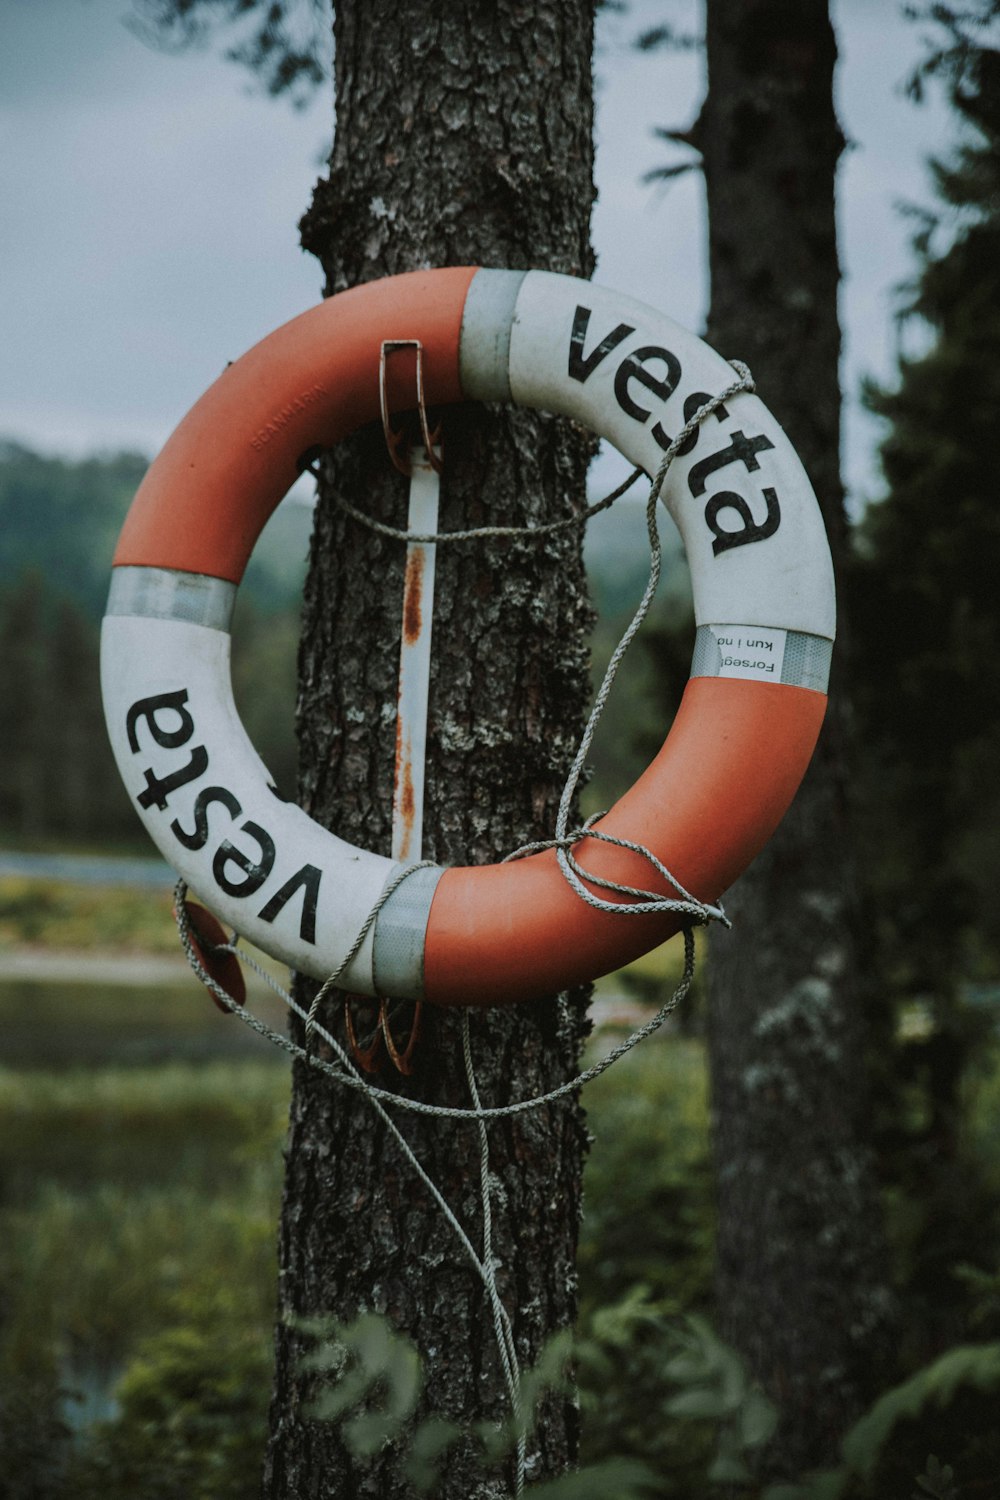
[137,745,209,812]
[126,688,195,753]
[259,864,322,946]
[613,345,682,447]
[688,430,775,498]
[171,785,242,850]
[705,487,782,556]
[213,820,276,897]
[567,306,635,383]
[126,685,320,944]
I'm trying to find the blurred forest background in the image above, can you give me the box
[2,3,1000,1498]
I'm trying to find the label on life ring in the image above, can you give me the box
[704,625,787,682]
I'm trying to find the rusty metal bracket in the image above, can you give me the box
[380,998,421,1076]
[343,995,421,1077]
[379,339,443,476]
[344,994,384,1074]
[344,386,441,1077]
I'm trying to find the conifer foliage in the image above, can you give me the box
[857,3,1000,1028]
[853,0,1000,1372]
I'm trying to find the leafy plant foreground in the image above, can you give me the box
[2,1022,999,1497]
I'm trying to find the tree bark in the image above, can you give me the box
[700,0,897,1476]
[263,4,596,1496]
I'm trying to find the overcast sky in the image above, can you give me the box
[1,0,951,507]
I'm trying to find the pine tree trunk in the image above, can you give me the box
[700,0,896,1476]
[263,4,596,1496]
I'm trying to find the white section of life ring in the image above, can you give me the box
[101,607,396,989]
[497,272,834,640]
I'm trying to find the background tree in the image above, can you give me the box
[643,0,898,1477]
[0,440,308,844]
[854,0,1000,1360]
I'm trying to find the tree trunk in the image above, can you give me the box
[263,4,596,1496]
[700,0,897,1476]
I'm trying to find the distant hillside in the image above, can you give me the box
[0,441,315,839]
[584,492,690,622]
[0,439,313,621]
[0,439,691,842]
[0,438,693,625]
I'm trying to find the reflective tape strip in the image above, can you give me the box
[372,864,447,1000]
[691,624,832,693]
[106,566,237,633]
[459,268,526,402]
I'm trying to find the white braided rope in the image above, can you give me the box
[315,463,645,544]
[175,886,697,1122]
[174,894,697,1497]
[549,363,753,910]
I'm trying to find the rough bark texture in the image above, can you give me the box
[700,0,897,1477]
[263,4,596,1497]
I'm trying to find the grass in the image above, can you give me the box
[0,1056,289,1495]
[3,984,1000,1497]
[579,1037,713,1315]
[4,1176,281,1365]
[0,997,710,1430]
[0,974,289,1070]
[4,872,997,1496]
[0,1061,289,1204]
[967,1039,1000,1194]
[0,876,711,1444]
[0,875,179,952]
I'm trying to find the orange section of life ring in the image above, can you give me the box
[112,266,478,582]
[425,676,824,1005]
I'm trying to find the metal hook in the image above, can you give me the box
[343,994,384,1074]
[343,993,422,1076]
[379,339,443,476]
[380,998,422,1076]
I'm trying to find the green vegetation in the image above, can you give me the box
[3,11,1000,1494]
[855,0,1000,1055]
[577,1040,713,1319]
[845,3,1000,1389]
[2,970,998,1495]
[0,444,148,621]
[0,1056,287,1499]
[0,876,178,951]
[0,441,311,843]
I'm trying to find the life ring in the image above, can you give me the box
[101,267,834,1006]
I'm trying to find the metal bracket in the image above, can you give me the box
[379,339,443,475]
[344,377,442,1076]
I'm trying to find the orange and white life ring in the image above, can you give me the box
[101,268,834,1006]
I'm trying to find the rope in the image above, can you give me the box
[174,360,754,1495]
[306,461,646,545]
[549,363,753,911]
[504,814,729,924]
[302,859,437,1047]
[175,882,698,1119]
[462,1011,526,1493]
[175,887,697,1496]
